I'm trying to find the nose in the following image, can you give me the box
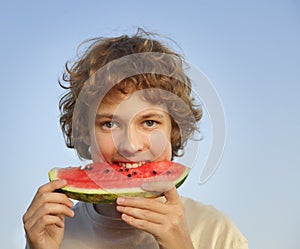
[115,125,145,156]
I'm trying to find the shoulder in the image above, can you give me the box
[180,196,230,230]
[180,196,248,249]
[181,196,225,219]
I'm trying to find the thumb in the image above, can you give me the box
[163,186,181,204]
[141,181,181,204]
[141,181,174,193]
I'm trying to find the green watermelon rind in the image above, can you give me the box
[48,165,190,204]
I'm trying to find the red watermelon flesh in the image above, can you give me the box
[48,160,190,203]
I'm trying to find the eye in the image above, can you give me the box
[102,121,118,129]
[144,120,158,128]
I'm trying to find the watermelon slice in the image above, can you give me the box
[48,160,190,203]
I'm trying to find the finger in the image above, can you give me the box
[117,197,166,214]
[24,192,73,223]
[121,213,161,234]
[27,215,65,236]
[25,203,74,230]
[163,186,181,205]
[36,179,68,196]
[28,180,67,209]
[116,205,164,224]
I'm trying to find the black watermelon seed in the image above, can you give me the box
[152,170,157,175]
[120,168,123,172]
[167,170,171,175]
[105,169,110,173]
[85,166,93,171]
[133,172,137,175]
[125,168,129,172]
[127,174,132,177]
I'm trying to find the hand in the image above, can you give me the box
[116,182,194,249]
[22,180,74,249]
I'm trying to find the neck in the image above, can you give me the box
[93,202,122,219]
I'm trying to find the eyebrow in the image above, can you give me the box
[95,114,115,120]
[95,112,166,121]
[139,112,166,120]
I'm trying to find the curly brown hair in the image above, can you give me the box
[59,29,202,160]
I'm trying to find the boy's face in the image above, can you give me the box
[89,90,172,166]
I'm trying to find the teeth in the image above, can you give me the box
[118,161,146,169]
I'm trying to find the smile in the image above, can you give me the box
[118,161,147,169]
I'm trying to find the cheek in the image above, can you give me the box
[91,133,115,162]
[148,130,172,160]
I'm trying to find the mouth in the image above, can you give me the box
[117,161,148,169]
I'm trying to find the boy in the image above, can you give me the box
[23,29,248,249]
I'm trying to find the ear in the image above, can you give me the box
[82,134,91,146]
[171,125,181,145]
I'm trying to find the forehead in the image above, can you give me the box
[97,90,169,117]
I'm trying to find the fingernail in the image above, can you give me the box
[69,200,74,207]
[59,179,67,184]
[121,213,129,221]
[117,197,125,204]
[70,210,75,217]
[116,205,123,211]
[141,182,150,189]
[60,179,67,185]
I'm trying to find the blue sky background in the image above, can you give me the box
[1,1,299,248]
